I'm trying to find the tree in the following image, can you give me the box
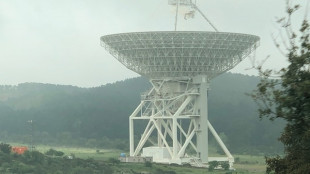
[0,143,11,154]
[23,151,45,165]
[251,1,310,173]
[208,161,219,171]
[45,149,65,157]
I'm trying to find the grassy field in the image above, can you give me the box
[9,143,267,173]
[233,155,266,173]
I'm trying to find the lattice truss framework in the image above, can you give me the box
[101,31,259,80]
[130,79,233,164]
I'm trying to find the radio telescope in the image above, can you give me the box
[101,0,259,168]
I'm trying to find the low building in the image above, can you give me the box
[12,146,28,154]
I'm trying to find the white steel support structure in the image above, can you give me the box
[129,77,234,167]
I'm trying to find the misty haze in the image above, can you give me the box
[0,0,309,173]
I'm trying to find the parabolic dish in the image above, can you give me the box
[101,31,260,80]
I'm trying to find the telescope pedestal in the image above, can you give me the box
[129,76,234,168]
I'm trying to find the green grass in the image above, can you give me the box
[233,155,266,173]
[112,162,231,174]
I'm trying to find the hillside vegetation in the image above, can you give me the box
[0,73,283,154]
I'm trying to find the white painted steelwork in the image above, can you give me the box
[168,0,193,6]
[168,0,218,32]
[101,31,259,168]
[101,31,259,80]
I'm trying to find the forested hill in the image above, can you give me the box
[0,73,284,154]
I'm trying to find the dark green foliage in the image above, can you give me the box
[145,161,152,167]
[0,143,11,154]
[22,151,45,165]
[208,161,219,171]
[107,157,120,165]
[221,161,230,170]
[251,1,310,173]
[0,151,12,164]
[45,149,64,157]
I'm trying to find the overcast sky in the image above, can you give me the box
[0,0,309,87]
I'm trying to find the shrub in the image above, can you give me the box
[221,161,230,170]
[145,161,152,167]
[208,161,219,171]
[0,143,11,154]
[23,151,45,164]
[108,158,120,165]
[45,149,64,157]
